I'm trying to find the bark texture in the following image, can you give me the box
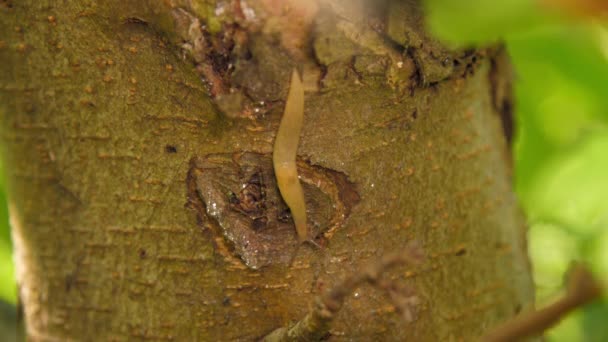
[0,0,534,340]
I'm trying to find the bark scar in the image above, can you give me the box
[186,152,359,270]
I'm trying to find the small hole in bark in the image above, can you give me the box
[319,332,332,340]
[454,246,467,256]
[278,208,292,222]
[252,217,268,231]
[248,172,262,185]
[243,49,252,60]
[222,296,231,306]
[228,191,239,205]
[124,17,148,26]
[165,145,178,153]
[139,249,147,259]
[412,110,418,120]
[514,303,522,314]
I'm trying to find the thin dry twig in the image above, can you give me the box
[481,263,603,342]
[263,244,424,342]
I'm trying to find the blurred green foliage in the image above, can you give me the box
[0,160,15,304]
[0,1,606,340]
[426,0,608,340]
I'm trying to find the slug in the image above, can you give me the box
[273,69,308,242]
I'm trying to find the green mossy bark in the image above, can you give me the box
[0,0,534,340]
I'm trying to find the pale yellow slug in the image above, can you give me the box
[273,69,308,242]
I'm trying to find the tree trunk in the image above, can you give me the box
[0,0,534,340]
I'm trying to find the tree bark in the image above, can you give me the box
[0,0,534,340]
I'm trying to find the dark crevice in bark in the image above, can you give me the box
[488,45,515,147]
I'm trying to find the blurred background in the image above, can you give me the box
[0,0,606,340]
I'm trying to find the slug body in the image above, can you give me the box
[273,69,308,242]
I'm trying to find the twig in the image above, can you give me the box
[481,263,603,342]
[263,245,424,342]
